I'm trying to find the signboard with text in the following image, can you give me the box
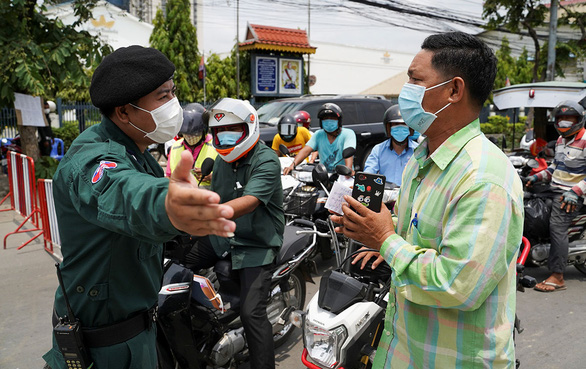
[252,55,304,97]
[255,57,277,95]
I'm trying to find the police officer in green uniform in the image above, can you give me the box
[43,46,236,369]
[184,98,284,369]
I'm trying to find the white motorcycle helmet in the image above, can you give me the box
[207,98,259,163]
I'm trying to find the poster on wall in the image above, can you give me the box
[255,56,278,95]
[279,58,302,95]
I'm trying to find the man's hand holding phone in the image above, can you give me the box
[330,195,395,251]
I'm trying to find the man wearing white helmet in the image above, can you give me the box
[186,98,284,369]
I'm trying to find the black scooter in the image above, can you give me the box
[156,159,319,369]
[523,182,586,275]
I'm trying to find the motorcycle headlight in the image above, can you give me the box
[304,321,347,368]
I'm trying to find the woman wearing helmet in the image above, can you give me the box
[189,98,284,369]
[165,103,217,186]
[363,104,418,186]
[271,114,312,157]
[283,102,356,175]
[527,100,586,292]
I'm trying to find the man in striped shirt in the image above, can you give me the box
[332,32,523,368]
[527,100,586,292]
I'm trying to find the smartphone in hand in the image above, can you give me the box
[351,172,386,212]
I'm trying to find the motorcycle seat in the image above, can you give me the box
[276,225,312,265]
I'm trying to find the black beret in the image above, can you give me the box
[90,45,175,109]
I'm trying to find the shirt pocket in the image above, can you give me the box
[411,225,441,251]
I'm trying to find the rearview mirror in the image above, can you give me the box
[312,163,329,186]
[279,144,290,157]
[335,164,352,177]
[342,147,356,159]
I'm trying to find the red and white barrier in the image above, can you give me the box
[1,150,43,249]
[37,179,62,259]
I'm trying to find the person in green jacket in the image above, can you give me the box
[43,46,235,369]
[184,98,284,369]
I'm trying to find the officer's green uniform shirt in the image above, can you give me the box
[210,143,285,269]
[43,117,182,369]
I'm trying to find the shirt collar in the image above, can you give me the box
[232,142,259,167]
[414,119,481,171]
[99,117,146,162]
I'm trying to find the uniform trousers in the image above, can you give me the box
[185,237,275,369]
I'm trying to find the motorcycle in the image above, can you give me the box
[1,137,23,173]
[296,237,537,369]
[280,145,357,263]
[156,218,319,369]
[522,182,586,275]
[507,139,553,178]
[294,170,534,369]
[155,159,320,368]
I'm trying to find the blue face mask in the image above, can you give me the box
[322,119,339,133]
[398,80,452,134]
[390,125,410,142]
[216,131,242,146]
[409,131,421,141]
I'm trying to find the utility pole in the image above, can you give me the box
[307,0,310,94]
[236,0,240,98]
[546,0,558,81]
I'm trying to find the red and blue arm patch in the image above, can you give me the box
[92,160,118,184]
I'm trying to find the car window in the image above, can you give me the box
[301,103,323,128]
[336,102,360,125]
[360,101,387,123]
[257,101,303,125]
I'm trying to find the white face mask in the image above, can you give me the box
[129,97,183,143]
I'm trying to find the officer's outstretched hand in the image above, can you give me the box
[166,151,235,237]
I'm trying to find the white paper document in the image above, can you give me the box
[325,181,353,215]
[13,93,46,127]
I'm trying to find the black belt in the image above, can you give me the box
[52,306,157,348]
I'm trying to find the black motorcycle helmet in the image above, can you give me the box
[180,103,207,146]
[383,104,404,137]
[552,100,586,138]
[278,114,297,142]
[317,103,343,130]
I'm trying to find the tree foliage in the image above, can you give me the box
[0,0,111,160]
[0,0,111,106]
[198,45,251,104]
[494,37,533,90]
[150,0,200,102]
[483,0,548,82]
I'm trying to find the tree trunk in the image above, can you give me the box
[19,125,40,162]
[524,23,542,82]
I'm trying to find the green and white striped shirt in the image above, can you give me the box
[374,119,524,369]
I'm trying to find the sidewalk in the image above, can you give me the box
[0,173,58,369]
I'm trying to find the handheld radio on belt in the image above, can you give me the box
[53,263,94,369]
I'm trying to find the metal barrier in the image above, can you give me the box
[37,179,61,258]
[1,150,43,249]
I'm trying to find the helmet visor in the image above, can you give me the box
[279,123,296,137]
